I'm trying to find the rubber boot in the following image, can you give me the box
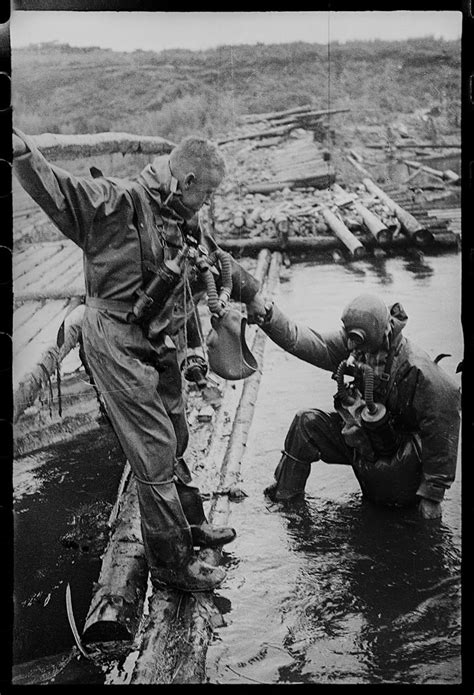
[138,481,227,592]
[264,452,311,501]
[146,525,226,592]
[176,481,236,548]
[150,556,227,592]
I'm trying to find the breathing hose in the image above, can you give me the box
[201,248,233,316]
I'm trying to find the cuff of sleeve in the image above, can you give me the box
[416,480,446,502]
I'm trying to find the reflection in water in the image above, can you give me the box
[402,250,434,280]
[278,496,461,683]
[363,257,394,285]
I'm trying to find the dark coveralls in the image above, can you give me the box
[14,132,260,572]
[261,302,460,506]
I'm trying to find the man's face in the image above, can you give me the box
[180,167,222,214]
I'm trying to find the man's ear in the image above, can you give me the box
[183,172,196,190]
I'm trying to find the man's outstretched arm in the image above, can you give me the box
[13,129,125,249]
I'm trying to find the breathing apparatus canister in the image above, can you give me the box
[128,246,188,324]
[334,354,399,458]
[360,402,399,457]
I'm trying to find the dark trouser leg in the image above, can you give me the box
[82,313,226,591]
[152,341,235,547]
[82,315,194,570]
[266,409,353,501]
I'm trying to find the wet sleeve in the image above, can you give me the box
[261,303,348,372]
[228,257,261,304]
[413,367,460,502]
[13,130,125,249]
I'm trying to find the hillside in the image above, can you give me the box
[12,38,460,143]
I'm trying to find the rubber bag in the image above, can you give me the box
[352,433,422,507]
[206,308,258,380]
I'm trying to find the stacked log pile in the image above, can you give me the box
[207,134,400,242]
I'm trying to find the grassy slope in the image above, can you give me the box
[12,38,460,142]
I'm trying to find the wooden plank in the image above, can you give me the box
[13,300,46,333]
[13,243,66,281]
[17,250,83,297]
[14,245,80,293]
[54,264,85,294]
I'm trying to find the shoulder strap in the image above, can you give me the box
[128,184,162,286]
[378,338,407,403]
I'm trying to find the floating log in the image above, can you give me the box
[320,207,366,259]
[362,178,434,244]
[82,468,149,643]
[245,171,336,194]
[28,132,176,161]
[168,253,283,685]
[352,201,392,244]
[217,233,457,255]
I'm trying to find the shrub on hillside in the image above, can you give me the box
[118,91,239,142]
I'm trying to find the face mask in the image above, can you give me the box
[341,294,390,353]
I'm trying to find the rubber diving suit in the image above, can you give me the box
[13,129,261,591]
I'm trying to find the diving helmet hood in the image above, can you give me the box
[341,294,390,352]
[207,308,258,380]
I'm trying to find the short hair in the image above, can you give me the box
[170,136,226,181]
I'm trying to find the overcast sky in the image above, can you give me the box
[10,11,462,53]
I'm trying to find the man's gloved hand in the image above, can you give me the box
[247,293,272,326]
[418,497,442,520]
[181,352,208,389]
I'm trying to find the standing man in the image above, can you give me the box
[13,129,261,591]
[248,293,460,520]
